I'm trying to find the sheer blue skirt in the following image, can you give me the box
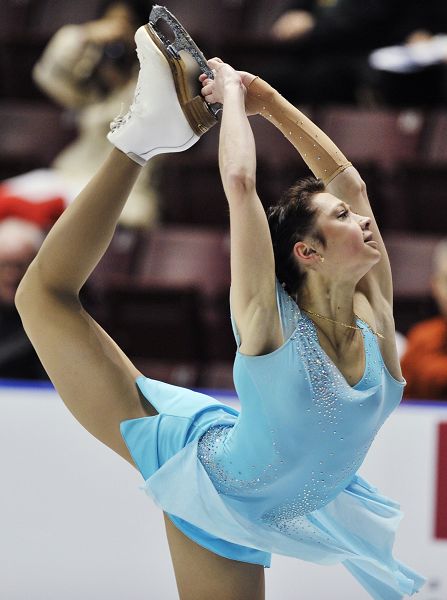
[120,376,426,598]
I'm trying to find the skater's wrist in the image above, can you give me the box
[222,80,246,102]
[245,77,277,115]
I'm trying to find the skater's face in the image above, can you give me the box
[300,192,381,280]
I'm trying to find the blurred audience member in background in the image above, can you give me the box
[369,3,447,106]
[267,0,447,105]
[401,240,447,399]
[0,218,47,380]
[0,0,158,229]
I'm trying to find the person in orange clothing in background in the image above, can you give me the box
[402,239,447,399]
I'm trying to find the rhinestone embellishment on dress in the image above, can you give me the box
[198,283,386,537]
[198,424,283,496]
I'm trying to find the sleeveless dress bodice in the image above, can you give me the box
[197,282,405,531]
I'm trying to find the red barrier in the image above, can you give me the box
[435,422,447,538]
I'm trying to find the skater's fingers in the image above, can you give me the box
[199,76,213,87]
[201,87,218,104]
[207,57,225,71]
[201,91,216,105]
[199,73,207,82]
[201,83,215,98]
[204,93,217,105]
[201,81,214,93]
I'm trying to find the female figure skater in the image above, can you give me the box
[16,8,425,600]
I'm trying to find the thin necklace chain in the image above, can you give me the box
[301,308,385,339]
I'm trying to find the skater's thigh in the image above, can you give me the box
[20,290,156,465]
[163,514,265,600]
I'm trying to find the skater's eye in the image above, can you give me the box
[337,211,349,219]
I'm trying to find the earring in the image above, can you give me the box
[319,256,325,263]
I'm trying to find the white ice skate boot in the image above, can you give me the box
[108,5,220,165]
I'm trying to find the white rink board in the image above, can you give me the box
[0,382,446,600]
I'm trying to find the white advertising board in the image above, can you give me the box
[0,383,446,599]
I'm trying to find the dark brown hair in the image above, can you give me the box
[267,176,325,297]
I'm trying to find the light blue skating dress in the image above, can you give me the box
[120,281,426,599]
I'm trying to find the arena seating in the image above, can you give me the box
[0,101,76,179]
[2,1,447,386]
[92,227,233,386]
[382,232,441,333]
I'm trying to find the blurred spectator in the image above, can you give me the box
[264,0,393,104]
[369,31,447,106]
[0,218,47,380]
[0,0,159,229]
[264,0,447,105]
[272,0,392,49]
[401,240,447,399]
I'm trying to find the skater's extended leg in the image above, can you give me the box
[15,20,213,465]
[16,150,154,465]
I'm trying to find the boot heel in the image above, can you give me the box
[148,5,221,132]
[184,96,218,135]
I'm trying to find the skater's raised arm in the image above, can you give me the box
[245,77,393,305]
[201,60,282,356]
[245,77,351,187]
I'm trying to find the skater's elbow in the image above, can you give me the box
[15,261,41,315]
[223,169,256,201]
[14,253,39,313]
[15,258,77,316]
